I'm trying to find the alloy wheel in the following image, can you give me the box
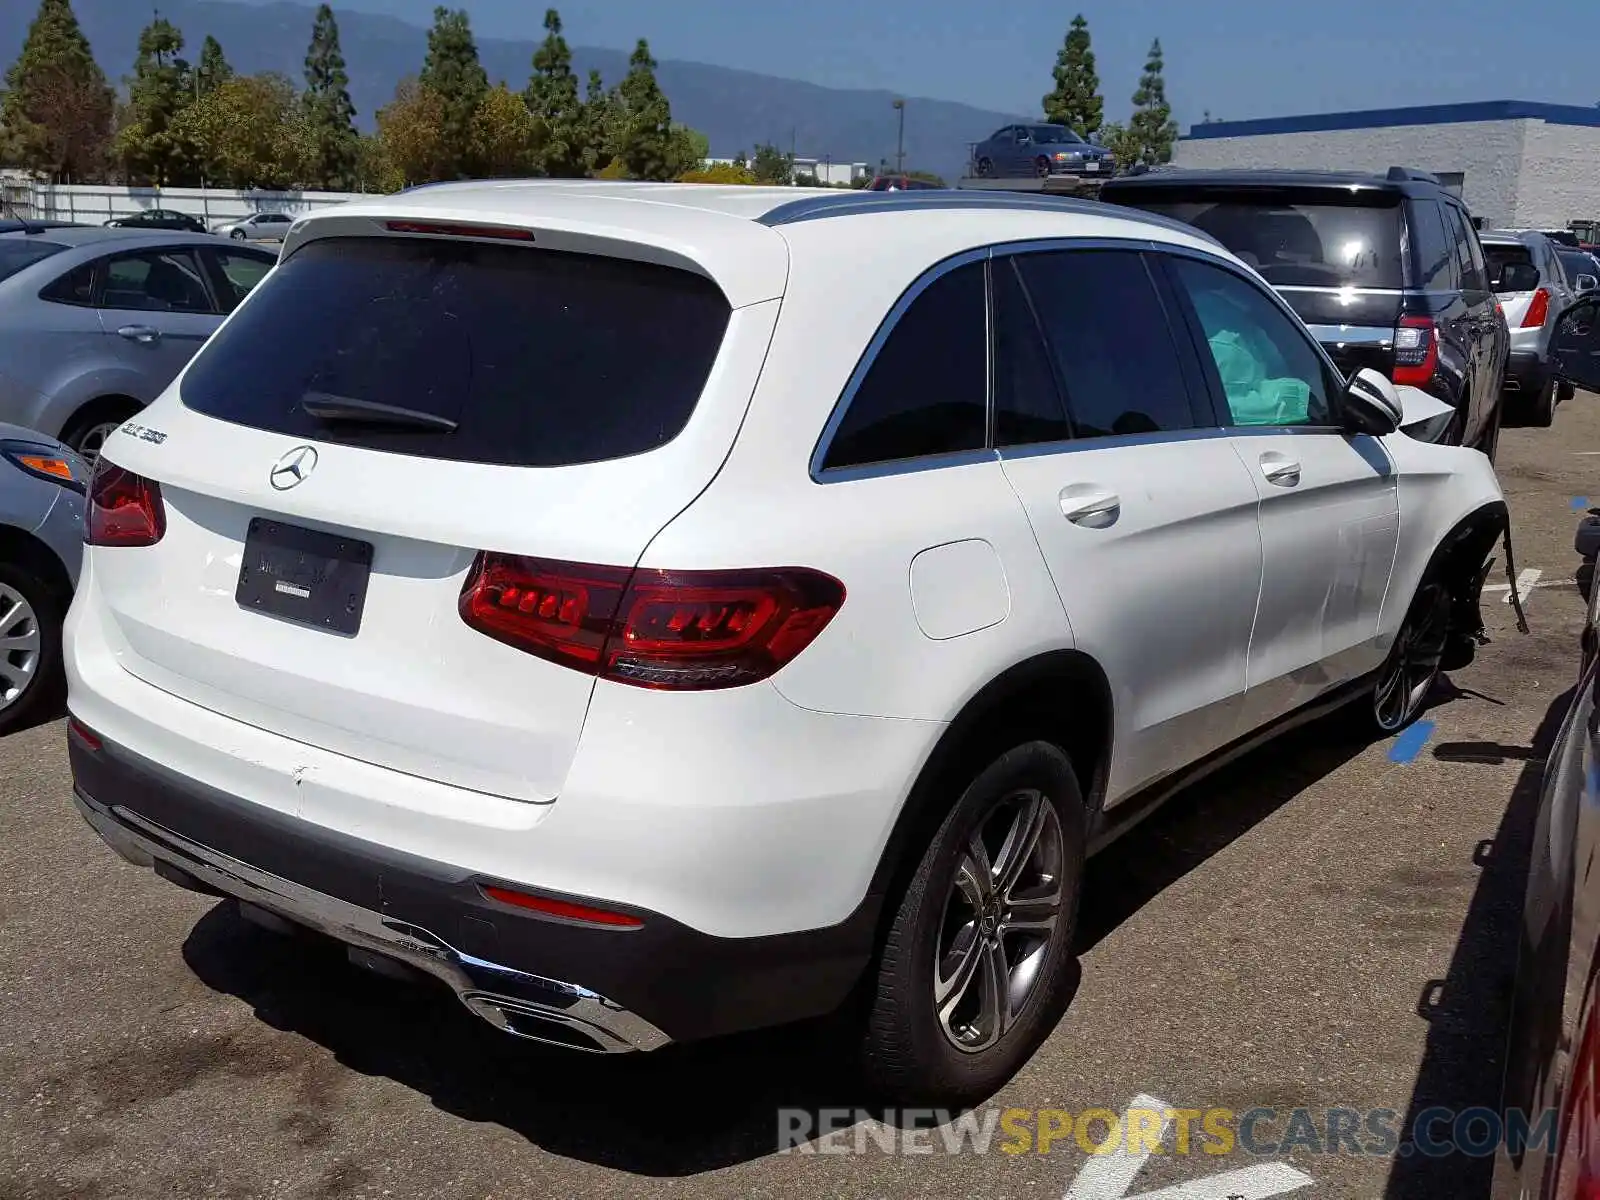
[73,421,119,466]
[0,581,42,714]
[933,788,1066,1053]
[1374,583,1450,732]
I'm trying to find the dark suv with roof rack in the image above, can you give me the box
[1100,166,1508,457]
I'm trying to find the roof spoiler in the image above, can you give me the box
[1386,166,1440,184]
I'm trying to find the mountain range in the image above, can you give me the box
[0,0,1029,182]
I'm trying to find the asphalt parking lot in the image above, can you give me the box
[2,395,1595,1200]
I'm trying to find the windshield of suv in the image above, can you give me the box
[1484,243,1535,293]
[1114,188,1406,288]
[1028,125,1084,144]
[0,238,67,284]
[181,236,732,467]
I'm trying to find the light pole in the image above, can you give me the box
[893,98,906,176]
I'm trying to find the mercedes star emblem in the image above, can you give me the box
[269,445,318,490]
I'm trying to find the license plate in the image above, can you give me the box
[236,518,373,636]
[1083,161,1100,172]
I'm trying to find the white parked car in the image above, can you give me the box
[66,182,1509,1104]
[210,212,294,243]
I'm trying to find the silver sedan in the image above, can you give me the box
[0,421,85,735]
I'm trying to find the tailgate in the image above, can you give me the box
[88,230,778,802]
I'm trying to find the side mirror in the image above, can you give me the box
[1341,368,1403,436]
[1576,273,1598,295]
[1553,297,1600,393]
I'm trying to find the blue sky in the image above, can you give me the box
[295,0,1597,126]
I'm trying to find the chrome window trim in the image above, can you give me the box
[1305,323,1395,347]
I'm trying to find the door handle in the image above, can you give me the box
[1259,454,1301,486]
[116,325,161,344]
[1059,486,1121,527]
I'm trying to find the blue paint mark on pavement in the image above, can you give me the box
[1573,496,1590,510]
[1389,720,1436,764]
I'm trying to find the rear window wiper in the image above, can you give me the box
[299,392,459,432]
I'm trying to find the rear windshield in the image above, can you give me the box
[1484,243,1534,292]
[180,236,731,467]
[0,238,66,284]
[1111,189,1407,288]
[1559,250,1596,281]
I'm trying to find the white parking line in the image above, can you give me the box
[1063,1096,1315,1200]
[1503,568,1542,605]
[1482,576,1574,597]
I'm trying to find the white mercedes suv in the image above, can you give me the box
[65,181,1509,1104]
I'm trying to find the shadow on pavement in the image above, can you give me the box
[180,698,1399,1176]
[1381,682,1576,1199]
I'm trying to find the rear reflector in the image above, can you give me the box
[1392,315,1438,387]
[84,461,165,547]
[459,554,846,690]
[384,220,535,241]
[480,884,644,928]
[66,717,102,750]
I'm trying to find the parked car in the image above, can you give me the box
[210,212,294,243]
[1491,509,1600,1198]
[865,175,943,191]
[1558,247,1600,295]
[104,209,207,234]
[0,422,85,736]
[66,183,1508,1104]
[971,123,1115,180]
[0,227,277,461]
[1100,167,1509,457]
[1481,230,1578,426]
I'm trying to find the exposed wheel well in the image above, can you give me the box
[1422,500,1511,643]
[865,650,1112,932]
[0,524,74,612]
[59,395,140,444]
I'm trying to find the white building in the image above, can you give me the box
[701,156,869,187]
[1174,100,1600,230]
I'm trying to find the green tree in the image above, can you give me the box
[116,16,195,185]
[579,67,621,174]
[194,35,231,98]
[471,81,542,177]
[301,4,358,189]
[0,0,114,181]
[418,6,487,178]
[524,8,585,177]
[749,142,793,185]
[1127,38,1178,166]
[666,123,709,177]
[375,75,450,186]
[171,72,310,189]
[1098,121,1141,173]
[615,39,673,181]
[1041,14,1102,138]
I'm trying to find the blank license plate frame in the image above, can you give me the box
[236,518,373,636]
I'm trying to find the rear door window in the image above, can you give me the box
[98,250,214,313]
[1014,249,1205,438]
[180,236,732,468]
[992,258,1072,447]
[822,260,987,469]
[1110,189,1407,289]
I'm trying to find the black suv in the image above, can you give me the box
[1100,167,1508,456]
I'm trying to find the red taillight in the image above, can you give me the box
[385,220,534,241]
[1556,996,1600,1198]
[459,554,846,691]
[84,462,165,547]
[1525,286,1552,329]
[480,884,643,928]
[1392,315,1439,386]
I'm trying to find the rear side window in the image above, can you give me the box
[993,258,1071,447]
[1410,201,1457,290]
[40,260,94,305]
[1443,206,1487,292]
[1014,249,1202,439]
[181,237,732,468]
[822,261,987,469]
[0,238,66,284]
[1113,189,1407,289]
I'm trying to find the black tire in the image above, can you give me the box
[1559,378,1576,403]
[0,560,66,738]
[975,157,994,178]
[1363,579,1451,736]
[1034,156,1052,179]
[60,397,140,464]
[230,228,247,240]
[861,741,1086,1106]
[1529,378,1557,428]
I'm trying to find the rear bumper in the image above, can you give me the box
[1503,347,1551,395]
[69,727,877,1048]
